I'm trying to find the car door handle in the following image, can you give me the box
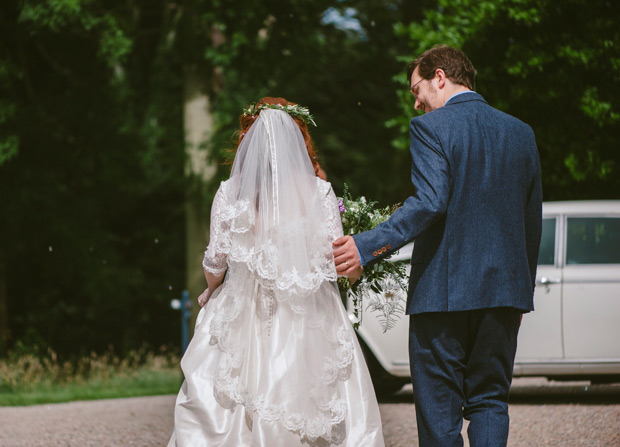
[539,277,561,285]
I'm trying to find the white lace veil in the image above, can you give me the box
[218,108,336,298]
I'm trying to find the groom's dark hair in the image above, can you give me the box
[407,45,476,90]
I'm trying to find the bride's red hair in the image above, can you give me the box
[234,97,324,178]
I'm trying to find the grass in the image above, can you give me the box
[0,346,183,406]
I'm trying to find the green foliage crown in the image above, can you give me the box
[242,103,317,127]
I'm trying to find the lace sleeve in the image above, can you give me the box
[202,182,231,274]
[318,179,344,242]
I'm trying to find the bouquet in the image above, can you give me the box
[337,184,408,332]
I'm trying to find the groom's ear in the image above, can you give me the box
[435,68,447,89]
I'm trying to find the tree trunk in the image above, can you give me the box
[183,66,217,329]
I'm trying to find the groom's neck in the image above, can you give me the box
[439,83,470,105]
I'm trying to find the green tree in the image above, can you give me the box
[0,0,186,356]
[393,0,620,200]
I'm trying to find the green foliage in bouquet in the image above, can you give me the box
[337,184,408,332]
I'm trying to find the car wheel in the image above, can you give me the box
[358,337,410,397]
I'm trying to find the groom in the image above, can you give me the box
[334,45,542,447]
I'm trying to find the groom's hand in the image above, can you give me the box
[333,236,362,276]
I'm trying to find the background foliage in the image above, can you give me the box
[1,0,618,358]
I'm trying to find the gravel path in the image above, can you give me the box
[0,395,176,447]
[1,378,619,446]
[380,378,620,447]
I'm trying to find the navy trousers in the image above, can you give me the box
[409,308,522,447]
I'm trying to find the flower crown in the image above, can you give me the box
[242,102,317,127]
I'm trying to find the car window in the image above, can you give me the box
[537,218,556,265]
[566,217,620,264]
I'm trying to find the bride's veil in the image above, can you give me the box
[224,108,336,299]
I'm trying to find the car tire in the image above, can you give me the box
[358,336,410,397]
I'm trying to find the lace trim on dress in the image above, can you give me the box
[203,180,255,274]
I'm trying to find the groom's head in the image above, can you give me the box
[407,45,476,113]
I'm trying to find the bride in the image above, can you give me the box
[167,97,384,447]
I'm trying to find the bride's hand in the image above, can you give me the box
[197,288,211,307]
[347,266,363,285]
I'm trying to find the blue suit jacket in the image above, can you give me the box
[354,92,542,315]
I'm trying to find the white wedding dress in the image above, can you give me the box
[167,109,384,447]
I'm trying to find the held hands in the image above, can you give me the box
[197,288,212,307]
[333,235,363,283]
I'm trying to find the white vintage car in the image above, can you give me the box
[350,201,620,394]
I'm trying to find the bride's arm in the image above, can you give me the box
[205,270,225,294]
[197,269,225,307]
[321,179,363,283]
[199,182,231,306]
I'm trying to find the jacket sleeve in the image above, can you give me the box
[524,130,543,292]
[354,117,450,266]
